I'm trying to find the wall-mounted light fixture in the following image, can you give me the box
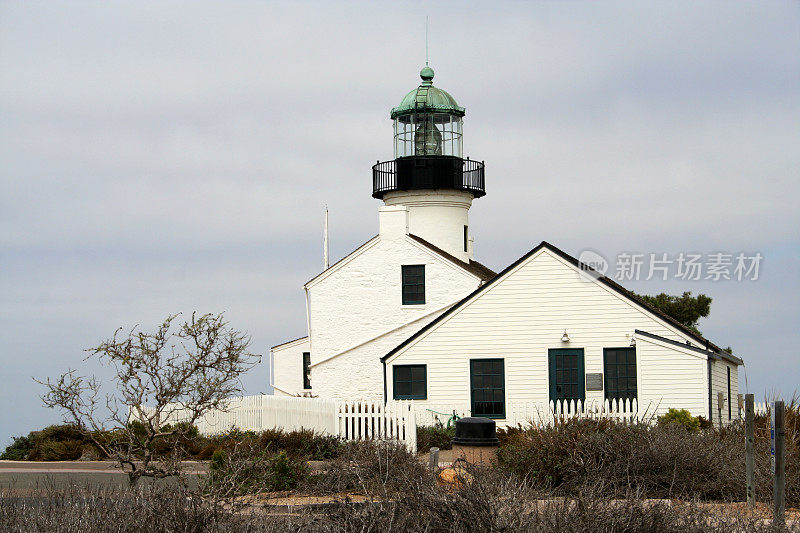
[561,330,570,343]
[630,335,636,347]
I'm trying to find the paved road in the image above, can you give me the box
[0,460,206,494]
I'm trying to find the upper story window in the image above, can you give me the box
[302,352,311,390]
[402,265,425,305]
[604,348,637,402]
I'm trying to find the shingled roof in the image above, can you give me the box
[408,234,496,282]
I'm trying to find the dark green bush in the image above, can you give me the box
[0,435,33,460]
[7,424,94,461]
[416,425,455,451]
[658,408,701,431]
[258,428,341,460]
[205,444,308,496]
[267,450,305,491]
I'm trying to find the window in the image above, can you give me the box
[470,359,505,418]
[727,366,731,420]
[302,352,311,390]
[402,265,425,305]
[604,348,637,401]
[463,225,469,253]
[393,365,426,399]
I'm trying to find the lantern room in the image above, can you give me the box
[372,66,485,200]
[392,66,464,158]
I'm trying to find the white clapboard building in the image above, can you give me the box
[270,66,742,426]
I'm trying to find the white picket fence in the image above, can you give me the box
[138,395,418,452]
[137,395,780,456]
[337,400,417,453]
[507,398,647,427]
[410,399,645,428]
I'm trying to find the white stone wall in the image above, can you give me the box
[387,247,733,421]
[312,309,448,400]
[305,233,482,399]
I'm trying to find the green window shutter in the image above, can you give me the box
[393,365,427,400]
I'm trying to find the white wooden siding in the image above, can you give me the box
[636,335,708,418]
[710,358,739,426]
[388,248,715,420]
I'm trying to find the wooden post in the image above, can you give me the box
[745,394,755,507]
[772,400,785,527]
[429,447,439,470]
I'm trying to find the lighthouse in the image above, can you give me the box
[372,66,485,263]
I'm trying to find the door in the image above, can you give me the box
[548,349,585,404]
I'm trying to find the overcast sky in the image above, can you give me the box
[1,1,799,447]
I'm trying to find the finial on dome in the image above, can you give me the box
[420,65,434,82]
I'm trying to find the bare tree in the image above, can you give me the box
[40,312,260,484]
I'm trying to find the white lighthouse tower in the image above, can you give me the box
[372,66,486,263]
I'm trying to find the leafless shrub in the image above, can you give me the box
[38,313,260,485]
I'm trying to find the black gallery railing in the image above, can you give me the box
[372,157,485,198]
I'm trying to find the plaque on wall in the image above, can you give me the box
[586,373,604,391]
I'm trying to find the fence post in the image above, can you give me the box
[745,394,755,507]
[772,400,785,527]
[407,401,417,454]
[429,447,439,470]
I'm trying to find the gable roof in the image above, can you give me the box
[270,335,309,351]
[382,240,735,362]
[635,329,743,365]
[408,234,496,282]
[305,233,497,288]
[305,235,380,288]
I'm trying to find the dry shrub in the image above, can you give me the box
[316,468,794,533]
[497,416,800,506]
[1,475,795,532]
[303,440,432,498]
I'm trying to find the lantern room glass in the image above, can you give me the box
[394,112,463,158]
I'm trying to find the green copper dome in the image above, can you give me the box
[390,66,465,120]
